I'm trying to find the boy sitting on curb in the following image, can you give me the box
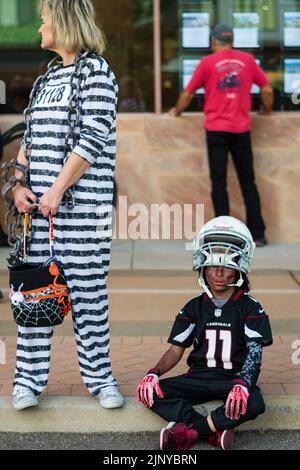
[137,216,272,450]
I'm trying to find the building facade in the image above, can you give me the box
[0,0,300,113]
[0,1,300,243]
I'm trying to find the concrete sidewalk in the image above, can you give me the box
[1,240,300,272]
[0,242,300,432]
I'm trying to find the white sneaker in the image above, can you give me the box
[12,387,38,411]
[99,386,124,409]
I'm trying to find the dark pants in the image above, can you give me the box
[206,131,265,240]
[151,374,265,435]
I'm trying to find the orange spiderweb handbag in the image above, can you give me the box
[9,213,72,327]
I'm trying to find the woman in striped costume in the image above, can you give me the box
[11,0,124,410]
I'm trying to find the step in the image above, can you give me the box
[0,396,300,433]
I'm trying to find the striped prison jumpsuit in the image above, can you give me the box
[14,53,119,396]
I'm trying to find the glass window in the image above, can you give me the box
[0,0,154,114]
[0,0,38,41]
[0,0,18,27]
[94,0,154,112]
[0,0,299,114]
[161,0,300,111]
[0,0,41,113]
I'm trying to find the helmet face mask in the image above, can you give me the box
[194,240,250,274]
[200,246,240,270]
[192,216,255,298]
[193,216,255,274]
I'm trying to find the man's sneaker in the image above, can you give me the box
[159,422,198,450]
[254,237,268,248]
[99,386,124,409]
[206,428,235,450]
[12,387,38,411]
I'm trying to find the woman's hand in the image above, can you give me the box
[38,186,64,217]
[13,185,38,214]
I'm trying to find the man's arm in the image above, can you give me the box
[169,90,194,117]
[260,84,274,115]
[170,58,205,116]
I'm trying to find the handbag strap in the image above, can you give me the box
[23,212,55,262]
[49,212,55,259]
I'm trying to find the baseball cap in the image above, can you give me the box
[213,24,233,43]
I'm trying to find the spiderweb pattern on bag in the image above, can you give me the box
[12,296,66,327]
[9,214,72,327]
[10,269,71,327]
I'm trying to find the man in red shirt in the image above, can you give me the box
[170,24,274,246]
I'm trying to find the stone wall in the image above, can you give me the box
[1,113,300,242]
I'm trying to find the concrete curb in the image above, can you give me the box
[0,396,300,433]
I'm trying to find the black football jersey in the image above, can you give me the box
[168,289,273,380]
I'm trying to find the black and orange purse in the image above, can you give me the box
[9,213,72,327]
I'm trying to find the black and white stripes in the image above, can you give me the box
[14,53,119,396]
[14,207,117,396]
[29,54,117,207]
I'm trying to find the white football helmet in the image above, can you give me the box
[193,216,255,298]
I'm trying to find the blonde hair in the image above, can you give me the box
[38,0,106,54]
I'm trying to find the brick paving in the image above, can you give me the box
[0,334,300,397]
[1,269,300,398]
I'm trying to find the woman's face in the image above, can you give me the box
[38,9,55,51]
[205,266,237,296]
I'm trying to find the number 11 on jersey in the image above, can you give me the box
[205,329,233,370]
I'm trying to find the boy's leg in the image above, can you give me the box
[152,374,236,450]
[151,374,213,435]
[210,385,266,432]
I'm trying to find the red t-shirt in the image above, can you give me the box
[185,49,269,133]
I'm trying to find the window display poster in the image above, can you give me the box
[182,59,204,94]
[182,12,210,48]
[233,12,260,48]
[284,59,300,94]
[252,59,261,94]
[284,12,300,47]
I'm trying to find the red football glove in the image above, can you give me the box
[225,385,249,420]
[136,373,164,408]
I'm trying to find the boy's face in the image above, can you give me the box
[205,266,237,296]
